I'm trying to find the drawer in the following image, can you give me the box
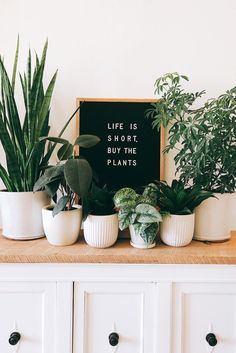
[172,282,236,353]
[74,281,156,353]
[0,282,56,353]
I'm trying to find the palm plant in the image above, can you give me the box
[0,38,70,192]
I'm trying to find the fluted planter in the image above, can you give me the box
[42,205,82,246]
[0,190,50,240]
[83,213,119,248]
[160,214,195,247]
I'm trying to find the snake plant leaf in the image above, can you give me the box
[11,35,19,93]
[52,195,70,217]
[74,134,101,148]
[0,164,15,191]
[64,158,92,199]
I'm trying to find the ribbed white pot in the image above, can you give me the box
[42,205,82,246]
[160,214,195,247]
[194,193,230,241]
[129,225,156,249]
[0,191,50,240]
[83,213,119,248]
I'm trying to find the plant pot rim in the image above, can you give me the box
[43,204,82,213]
[86,212,117,218]
[164,213,194,218]
[0,189,48,194]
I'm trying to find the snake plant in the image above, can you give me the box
[0,38,64,191]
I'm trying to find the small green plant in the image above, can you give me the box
[113,184,162,244]
[153,179,214,215]
[34,134,100,216]
[146,72,236,193]
[82,183,116,219]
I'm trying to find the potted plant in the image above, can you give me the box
[33,134,100,246]
[83,183,119,248]
[153,180,213,247]
[146,72,236,241]
[113,184,162,249]
[0,38,77,240]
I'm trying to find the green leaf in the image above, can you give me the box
[118,209,136,230]
[64,158,92,199]
[135,203,162,223]
[57,143,73,161]
[74,134,101,148]
[113,188,137,208]
[52,195,69,216]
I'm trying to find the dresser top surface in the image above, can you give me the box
[0,231,235,264]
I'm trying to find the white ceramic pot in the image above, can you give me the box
[129,225,156,249]
[194,193,230,241]
[0,190,50,240]
[83,213,118,248]
[228,192,236,232]
[42,205,82,246]
[160,213,195,247]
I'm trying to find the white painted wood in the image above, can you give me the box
[0,282,56,353]
[172,282,236,353]
[74,281,156,353]
[56,282,73,353]
[1,264,236,283]
[156,282,172,353]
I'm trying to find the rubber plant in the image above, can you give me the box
[33,134,100,217]
[0,37,75,192]
[146,72,236,193]
[113,184,162,245]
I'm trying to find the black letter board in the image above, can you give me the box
[77,98,164,191]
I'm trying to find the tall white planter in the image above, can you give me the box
[0,191,50,240]
[42,205,82,246]
[160,214,195,247]
[129,225,156,249]
[194,193,230,241]
[228,192,236,232]
[84,213,118,248]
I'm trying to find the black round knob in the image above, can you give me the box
[206,333,217,346]
[9,332,21,345]
[109,332,119,346]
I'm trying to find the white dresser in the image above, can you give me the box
[0,232,235,353]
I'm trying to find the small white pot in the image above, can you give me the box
[194,193,230,241]
[83,213,118,248]
[129,225,156,249]
[42,205,82,246]
[160,214,195,247]
[0,190,50,240]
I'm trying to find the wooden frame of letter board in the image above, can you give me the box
[76,98,165,184]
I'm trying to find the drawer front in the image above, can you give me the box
[74,282,156,353]
[172,282,236,353]
[0,282,56,353]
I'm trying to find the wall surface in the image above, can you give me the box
[0,0,236,187]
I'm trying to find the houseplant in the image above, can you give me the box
[153,179,214,246]
[34,134,100,246]
[0,38,76,240]
[113,184,162,249]
[146,72,236,241]
[83,183,119,248]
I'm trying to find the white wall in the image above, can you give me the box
[0,0,236,185]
